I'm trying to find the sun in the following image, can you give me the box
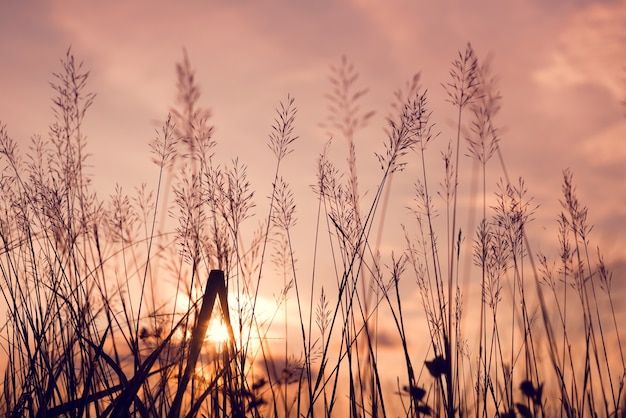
[204,313,231,347]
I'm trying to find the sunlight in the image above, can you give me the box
[204,313,231,347]
[170,288,276,354]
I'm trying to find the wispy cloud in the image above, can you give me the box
[533,0,626,98]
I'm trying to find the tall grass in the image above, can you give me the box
[0,45,623,417]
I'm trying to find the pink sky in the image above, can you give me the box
[1,0,626,410]
[2,0,624,267]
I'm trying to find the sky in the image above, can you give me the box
[2,0,624,272]
[1,0,626,407]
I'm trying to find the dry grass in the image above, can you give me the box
[0,45,623,417]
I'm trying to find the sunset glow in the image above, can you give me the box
[1,1,625,416]
[204,311,231,348]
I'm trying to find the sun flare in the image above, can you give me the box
[204,314,231,347]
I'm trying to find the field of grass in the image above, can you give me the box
[0,45,623,417]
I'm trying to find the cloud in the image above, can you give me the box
[533,0,626,98]
[577,119,626,167]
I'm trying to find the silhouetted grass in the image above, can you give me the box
[0,45,623,417]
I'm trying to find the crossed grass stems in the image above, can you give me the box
[0,44,623,417]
